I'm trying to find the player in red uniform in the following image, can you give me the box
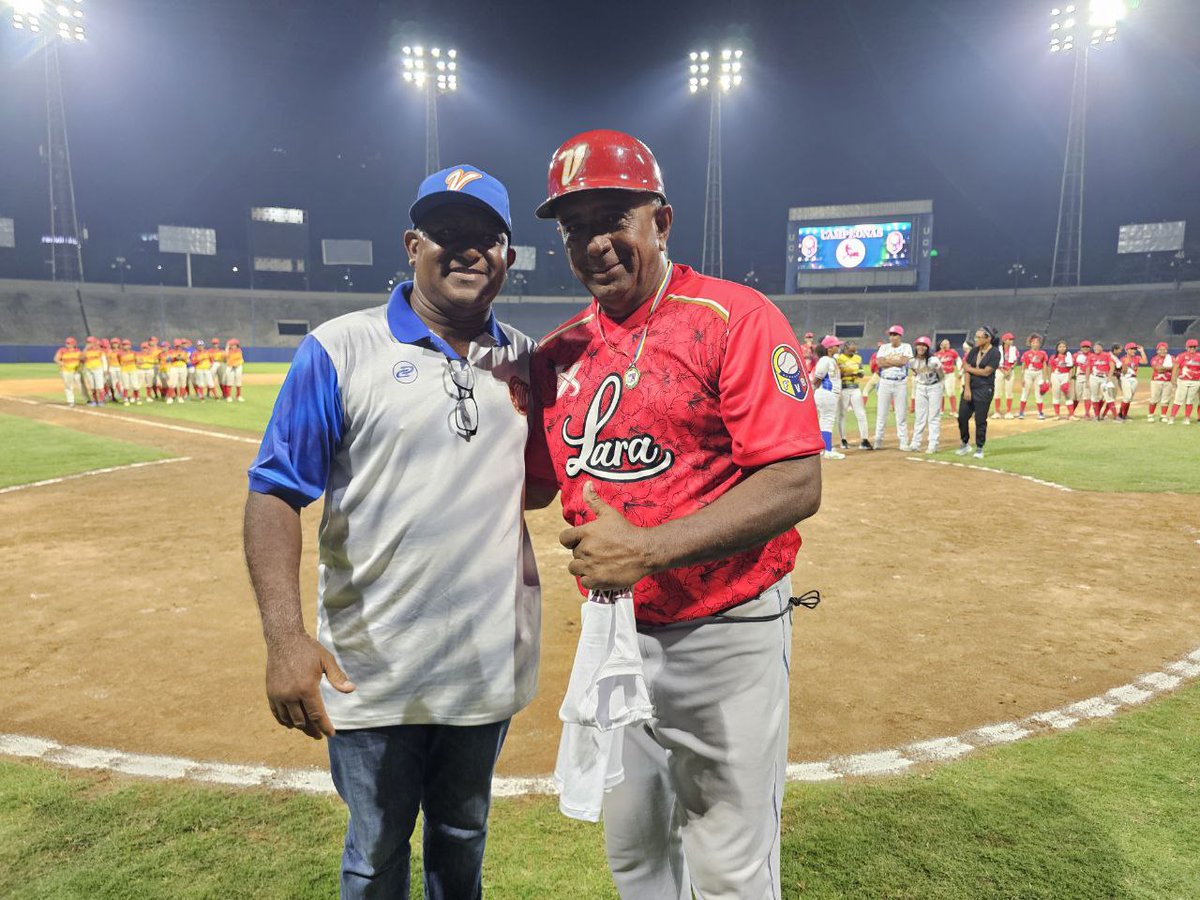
[1069,339,1092,419]
[1089,341,1119,421]
[526,129,822,899]
[1169,338,1200,425]
[1147,341,1174,421]
[1017,333,1049,419]
[936,339,960,414]
[1048,340,1074,419]
[1117,342,1147,421]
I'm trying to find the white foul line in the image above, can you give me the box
[2,645,1199,795]
[0,457,192,495]
[905,455,1073,492]
[0,395,261,445]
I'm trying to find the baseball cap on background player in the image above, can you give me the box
[820,335,841,349]
[1001,332,1015,341]
[1080,339,1092,348]
[914,335,932,347]
[804,331,815,339]
[409,164,513,237]
[535,129,666,219]
[1156,342,1169,350]
[887,325,904,336]
[1125,342,1138,350]
[1187,338,1199,349]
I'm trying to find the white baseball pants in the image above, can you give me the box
[912,381,944,451]
[874,378,909,448]
[837,386,868,441]
[602,578,792,900]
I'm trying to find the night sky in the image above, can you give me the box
[0,0,1197,293]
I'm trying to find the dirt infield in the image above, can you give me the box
[3,391,1199,778]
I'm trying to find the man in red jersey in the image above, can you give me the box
[1168,338,1200,425]
[526,129,822,899]
[1147,341,1174,422]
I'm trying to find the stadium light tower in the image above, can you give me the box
[400,44,458,176]
[1047,1,1130,287]
[688,47,744,279]
[10,0,88,282]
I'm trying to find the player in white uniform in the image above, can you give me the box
[873,325,913,450]
[909,336,945,453]
[813,336,845,459]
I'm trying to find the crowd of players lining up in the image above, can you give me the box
[799,328,1200,460]
[52,335,247,407]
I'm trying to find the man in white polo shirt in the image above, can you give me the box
[244,164,539,899]
[873,324,914,450]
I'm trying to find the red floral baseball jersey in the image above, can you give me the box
[528,263,822,625]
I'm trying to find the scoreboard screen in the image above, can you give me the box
[794,221,912,271]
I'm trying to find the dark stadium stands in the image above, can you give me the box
[1,277,1197,362]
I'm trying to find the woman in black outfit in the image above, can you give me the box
[957,326,1002,459]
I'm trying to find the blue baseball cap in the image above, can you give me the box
[409,164,512,236]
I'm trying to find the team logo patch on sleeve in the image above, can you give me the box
[771,344,810,401]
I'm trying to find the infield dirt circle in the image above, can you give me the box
[3,379,1199,778]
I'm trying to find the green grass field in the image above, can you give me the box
[3,679,1198,898]
[0,361,290,380]
[0,413,168,489]
[3,360,1199,896]
[932,421,1200,493]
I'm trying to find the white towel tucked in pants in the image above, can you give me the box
[554,591,653,823]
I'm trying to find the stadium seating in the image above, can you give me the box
[1,277,1196,362]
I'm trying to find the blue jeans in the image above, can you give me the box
[327,719,510,900]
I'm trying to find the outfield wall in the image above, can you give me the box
[0,278,1196,363]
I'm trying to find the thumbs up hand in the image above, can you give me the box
[558,482,657,591]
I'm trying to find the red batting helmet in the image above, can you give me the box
[914,335,931,347]
[1001,332,1014,341]
[1187,339,1199,349]
[535,129,666,219]
[1080,340,1092,348]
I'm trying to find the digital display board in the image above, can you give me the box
[794,221,912,271]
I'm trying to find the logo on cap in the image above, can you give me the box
[444,169,483,192]
[558,144,588,187]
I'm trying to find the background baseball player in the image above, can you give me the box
[835,340,872,450]
[53,336,84,406]
[1117,342,1148,421]
[223,338,245,401]
[873,325,913,450]
[910,336,944,453]
[1148,341,1174,421]
[1168,338,1200,424]
[992,332,1019,418]
[1072,339,1094,419]
[1089,340,1118,421]
[936,339,959,415]
[1049,340,1074,419]
[813,335,845,459]
[1017,333,1049,419]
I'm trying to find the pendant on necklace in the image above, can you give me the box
[623,365,641,389]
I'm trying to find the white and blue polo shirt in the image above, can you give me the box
[248,282,541,729]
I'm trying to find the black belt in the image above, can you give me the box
[638,589,821,631]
